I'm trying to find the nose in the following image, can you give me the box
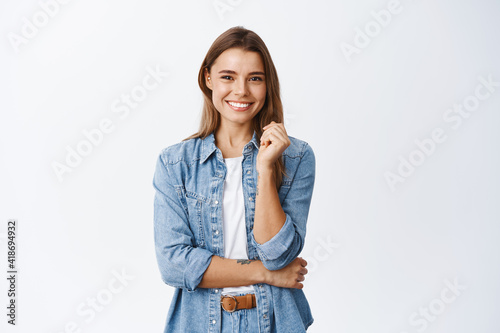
[233,78,249,96]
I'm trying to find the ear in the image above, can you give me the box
[204,68,212,90]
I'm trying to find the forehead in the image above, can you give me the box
[212,48,264,72]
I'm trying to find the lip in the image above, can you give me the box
[225,100,254,112]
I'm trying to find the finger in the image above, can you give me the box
[260,132,275,148]
[261,130,286,149]
[262,125,284,141]
[263,123,286,137]
[265,124,286,140]
[300,267,308,275]
[263,132,284,148]
[260,132,269,145]
[260,128,272,144]
[262,121,278,130]
[270,130,288,145]
[260,133,273,147]
[261,122,285,139]
[263,121,285,129]
[268,123,288,140]
[263,126,290,149]
[301,258,307,267]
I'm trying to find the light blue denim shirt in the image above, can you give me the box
[153,130,316,333]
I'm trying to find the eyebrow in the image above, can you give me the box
[218,70,265,76]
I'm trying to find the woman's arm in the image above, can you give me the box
[154,152,214,292]
[251,142,316,271]
[252,166,286,244]
[198,255,308,289]
[198,256,266,288]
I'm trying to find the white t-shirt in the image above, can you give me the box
[221,155,256,296]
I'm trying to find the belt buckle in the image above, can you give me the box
[221,295,239,313]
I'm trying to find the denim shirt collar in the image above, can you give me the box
[200,130,260,164]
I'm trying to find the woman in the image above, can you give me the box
[153,26,316,332]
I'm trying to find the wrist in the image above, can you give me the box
[256,164,274,176]
[255,260,271,284]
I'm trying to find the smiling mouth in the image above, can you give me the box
[226,100,254,111]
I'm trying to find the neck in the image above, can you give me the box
[215,123,254,149]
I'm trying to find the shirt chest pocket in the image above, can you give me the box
[278,178,292,204]
[175,185,208,248]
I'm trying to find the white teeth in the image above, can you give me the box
[228,101,251,108]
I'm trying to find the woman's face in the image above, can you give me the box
[205,47,266,127]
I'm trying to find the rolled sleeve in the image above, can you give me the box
[250,213,295,260]
[153,151,213,292]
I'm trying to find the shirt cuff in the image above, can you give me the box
[184,248,213,292]
[250,213,295,261]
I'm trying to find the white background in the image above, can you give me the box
[1,0,500,332]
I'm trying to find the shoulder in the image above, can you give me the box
[158,137,203,166]
[284,135,315,160]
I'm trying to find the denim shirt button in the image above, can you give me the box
[215,289,219,293]
[214,200,219,205]
[215,230,219,235]
[259,284,263,288]
[212,320,216,324]
[263,314,267,319]
[247,170,251,174]
[248,197,253,201]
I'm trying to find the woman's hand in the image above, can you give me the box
[257,121,291,171]
[264,257,308,289]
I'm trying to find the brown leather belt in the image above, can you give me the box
[221,293,256,312]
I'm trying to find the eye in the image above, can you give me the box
[250,77,263,81]
[221,76,233,80]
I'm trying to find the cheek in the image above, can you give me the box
[254,86,267,103]
[210,86,222,104]
[212,84,230,101]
